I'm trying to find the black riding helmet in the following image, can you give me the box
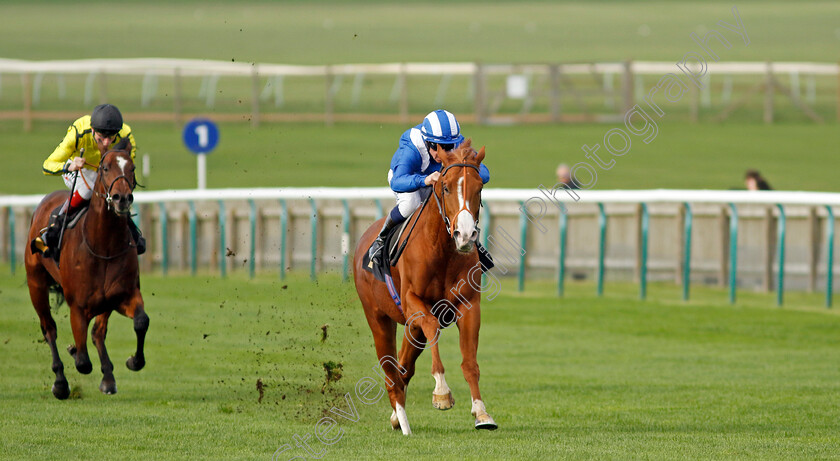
[90,104,123,136]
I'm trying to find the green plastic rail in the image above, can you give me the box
[776,204,786,307]
[218,200,226,278]
[480,201,491,249]
[159,203,168,276]
[249,200,257,279]
[8,207,15,275]
[341,200,351,282]
[825,206,834,308]
[683,203,693,301]
[558,207,568,297]
[132,204,142,244]
[309,198,318,281]
[480,201,491,287]
[518,200,527,292]
[374,199,384,221]
[640,203,649,300]
[188,201,197,276]
[279,200,288,280]
[728,203,738,304]
[597,203,606,297]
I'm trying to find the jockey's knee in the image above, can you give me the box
[396,194,421,218]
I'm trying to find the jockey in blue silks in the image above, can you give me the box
[368,109,491,264]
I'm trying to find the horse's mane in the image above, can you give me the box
[447,138,485,165]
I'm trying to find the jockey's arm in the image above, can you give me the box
[122,126,138,160]
[42,124,79,175]
[390,163,427,193]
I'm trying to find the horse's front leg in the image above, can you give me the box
[117,291,148,371]
[91,312,116,394]
[457,305,497,430]
[67,307,93,375]
[404,292,455,411]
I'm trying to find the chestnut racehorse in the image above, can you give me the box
[25,140,149,400]
[353,139,496,434]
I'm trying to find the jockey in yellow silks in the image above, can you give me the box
[32,104,145,258]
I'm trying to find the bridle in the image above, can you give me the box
[82,148,138,260]
[94,149,136,216]
[388,161,483,265]
[430,162,482,237]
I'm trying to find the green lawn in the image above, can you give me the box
[0,1,837,63]
[1,1,837,197]
[0,268,838,459]
[4,120,838,195]
[2,2,839,459]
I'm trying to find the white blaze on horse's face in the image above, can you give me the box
[117,156,128,175]
[454,175,478,252]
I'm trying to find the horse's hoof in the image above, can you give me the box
[75,360,92,375]
[389,411,400,430]
[126,355,145,371]
[52,380,70,400]
[99,380,117,395]
[474,413,498,430]
[432,391,455,410]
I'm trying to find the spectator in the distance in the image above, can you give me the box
[745,169,772,191]
[556,163,579,190]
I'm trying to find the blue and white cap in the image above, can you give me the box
[420,109,464,145]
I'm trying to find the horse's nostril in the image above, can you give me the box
[127,193,134,204]
[470,230,478,240]
[112,194,121,202]
[453,230,461,238]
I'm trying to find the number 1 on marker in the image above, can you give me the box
[195,124,209,149]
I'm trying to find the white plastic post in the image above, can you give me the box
[197,155,207,190]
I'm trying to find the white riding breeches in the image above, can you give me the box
[388,169,423,219]
[62,168,98,200]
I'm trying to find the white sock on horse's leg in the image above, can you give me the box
[396,402,411,435]
[432,372,450,395]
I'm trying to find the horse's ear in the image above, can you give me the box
[114,137,131,152]
[475,146,486,163]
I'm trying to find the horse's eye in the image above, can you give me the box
[102,167,109,172]
[442,184,449,195]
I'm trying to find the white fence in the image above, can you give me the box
[1,58,837,128]
[2,188,840,306]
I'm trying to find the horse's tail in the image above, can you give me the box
[48,283,65,311]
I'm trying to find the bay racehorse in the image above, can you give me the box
[24,139,149,399]
[353,139,496,434]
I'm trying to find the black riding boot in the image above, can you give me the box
[127,218,146,255]
[368,215,400,265]
[476,241,495,271]
[31,200,77,260]
[32,226,61,259]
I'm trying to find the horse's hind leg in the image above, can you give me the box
[27,273,69,400]
[365,312,411,435]
[117,291,148,371]
[397,319,425,387]
[91,312,116,394]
